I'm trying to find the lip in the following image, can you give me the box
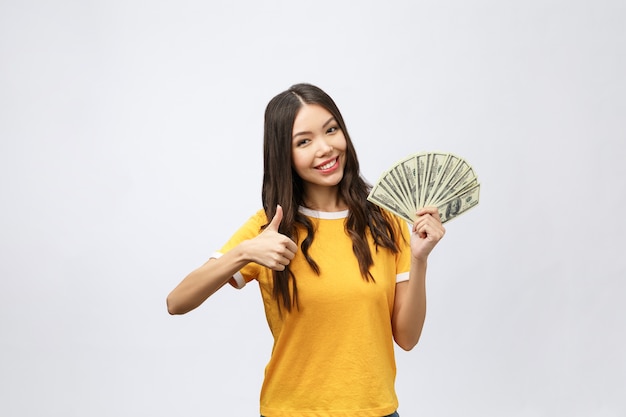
[315,156,339,173]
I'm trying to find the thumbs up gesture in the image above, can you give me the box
[266,204,286,233]
[250,205,298,271]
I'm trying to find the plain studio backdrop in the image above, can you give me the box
[1,1,625,416]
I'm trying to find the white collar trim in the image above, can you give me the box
[298,206,349,219]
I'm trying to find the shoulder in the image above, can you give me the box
[249,208,269,225]
[241,208,269,232]
[227,208,268,240]
[217,208,267,255]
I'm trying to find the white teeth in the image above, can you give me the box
[318,159,336,170]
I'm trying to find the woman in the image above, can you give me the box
[166,83,445,417]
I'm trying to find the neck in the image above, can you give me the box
[303,186,347,212]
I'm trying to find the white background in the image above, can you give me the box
[1,1,625,416]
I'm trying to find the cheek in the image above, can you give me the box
[339,134,348,151]
[336,134,348,151]
[336,135,349,160]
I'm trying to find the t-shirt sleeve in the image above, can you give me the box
[212,209,268,289]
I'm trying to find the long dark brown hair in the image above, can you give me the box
[262,83,402,312]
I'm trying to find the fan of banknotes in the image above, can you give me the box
[367,151,480,224]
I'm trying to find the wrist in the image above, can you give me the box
[410,257,428,280]
[411,255,428,266]
[236,240,255,264]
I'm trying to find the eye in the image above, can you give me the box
[326,126,339,134]
[295,138,311,147]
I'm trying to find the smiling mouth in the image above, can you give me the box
[316,157,338,170]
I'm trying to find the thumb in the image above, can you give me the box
[267,204,283,231]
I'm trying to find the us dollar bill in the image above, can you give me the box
[389,164,416,213]
[436,183,480,223]
[422,152,449,207]
[432,164,477,205]
[378,172,415,216]
[367,183,414,224]
[425,153,460,206]
[415,153,428,207]
[398,156,419,211]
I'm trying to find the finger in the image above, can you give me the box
[414,212,444,231]
[267,204,283,231]
[416,224,429,239]
[284,238,298,255]
[271,263,286,271]
[282,246,297,260]
[416,206,440,218]
[413,220,445,240]
[271,254,292,270]
[412,215,431,232]
[274,234,298,255]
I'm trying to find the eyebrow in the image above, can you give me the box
[292,116,336,139]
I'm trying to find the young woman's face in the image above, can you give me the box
[291,104,347,190]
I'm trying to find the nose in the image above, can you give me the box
[316,140,334,156]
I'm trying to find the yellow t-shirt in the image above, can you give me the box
[216,207,411,417]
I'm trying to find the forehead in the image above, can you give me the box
[292,104,333,132]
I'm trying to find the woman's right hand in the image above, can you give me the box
[166,205,297,314]
[246,205,298,271]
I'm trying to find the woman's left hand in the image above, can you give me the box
[411,206,446,262]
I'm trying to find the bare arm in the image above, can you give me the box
[166,205,297,315]
[392,206,445,350]
[166,246,252,315]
